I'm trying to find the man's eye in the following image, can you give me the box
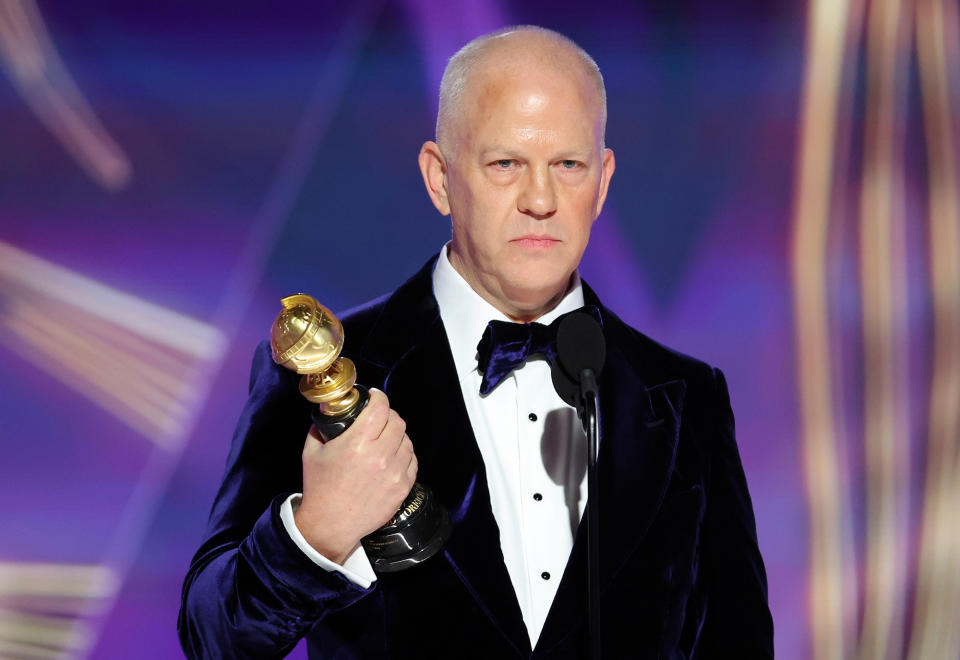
[560,160,579,169]
[495,159,514,169]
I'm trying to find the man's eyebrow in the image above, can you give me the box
[479,147,524,158]
[478,147,593,160]
[553,150,592,160]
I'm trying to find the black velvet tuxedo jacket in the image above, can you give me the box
[178,255,774,659]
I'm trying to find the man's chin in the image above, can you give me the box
[501,279,574,320]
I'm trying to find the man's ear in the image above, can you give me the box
[593,147,616,218]
[418,141,450,216]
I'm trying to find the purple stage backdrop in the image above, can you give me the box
[1,1,958,658]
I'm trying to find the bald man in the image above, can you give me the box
[179,26,773,659]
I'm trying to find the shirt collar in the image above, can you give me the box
[432,242,585,383]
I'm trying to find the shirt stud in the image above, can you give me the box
[528,412,537,422]
[533,493,542,501]
[541,571,551,580]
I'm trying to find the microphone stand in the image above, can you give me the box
[579,369,601,660]
[551,310,605,659]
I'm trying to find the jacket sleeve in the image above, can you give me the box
[692,367,774,658]
[177,341,375,660]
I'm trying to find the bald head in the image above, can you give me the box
[436,26,607,158]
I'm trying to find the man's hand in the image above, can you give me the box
[293,388,418,564]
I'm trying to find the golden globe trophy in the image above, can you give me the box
[270,294,451,573]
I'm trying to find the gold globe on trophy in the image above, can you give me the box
[270,294,451,573]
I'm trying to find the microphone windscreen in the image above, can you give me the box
[551,360,579,407]
[555,312,606,382]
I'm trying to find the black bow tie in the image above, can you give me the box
[475,306,601,395]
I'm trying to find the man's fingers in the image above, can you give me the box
[374,409,406,449]
[406,451,418,480]
[302,428,325,458]
[354,388,390,438]
[398,434,413,457]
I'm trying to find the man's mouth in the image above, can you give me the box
[513,236,560,249]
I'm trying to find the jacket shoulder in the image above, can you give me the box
[338,291,392,348]
[602,307,719,390]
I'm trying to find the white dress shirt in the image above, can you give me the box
[281,244,588,647]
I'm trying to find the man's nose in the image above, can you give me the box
[517,167,557,218]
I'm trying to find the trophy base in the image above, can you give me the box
[362,482,452,574]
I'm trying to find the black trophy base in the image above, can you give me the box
[310,385,452,573]
[362,482,451,573]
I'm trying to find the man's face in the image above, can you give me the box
[424,62,615,321]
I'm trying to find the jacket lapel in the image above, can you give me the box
[534,287,687,655]
[351,258,532,657]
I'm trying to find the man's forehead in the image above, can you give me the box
[469,61,599,117]
[471,45,594,95]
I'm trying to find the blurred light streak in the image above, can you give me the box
[0,243,222,360]
[0,0,131,191]
[0,242,224,449]
[0,639,66,659]
[4,303,190,443]
[0,563,116,599]
[908,0,960,657]
[0,562,115,660]
[0,640,63,660]
[0,598,89,618]
[857,0,912,657]
[0,610,90,654]
[790,0,859,657]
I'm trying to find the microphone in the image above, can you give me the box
[550,311,606,421]
[550,310,605,660]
